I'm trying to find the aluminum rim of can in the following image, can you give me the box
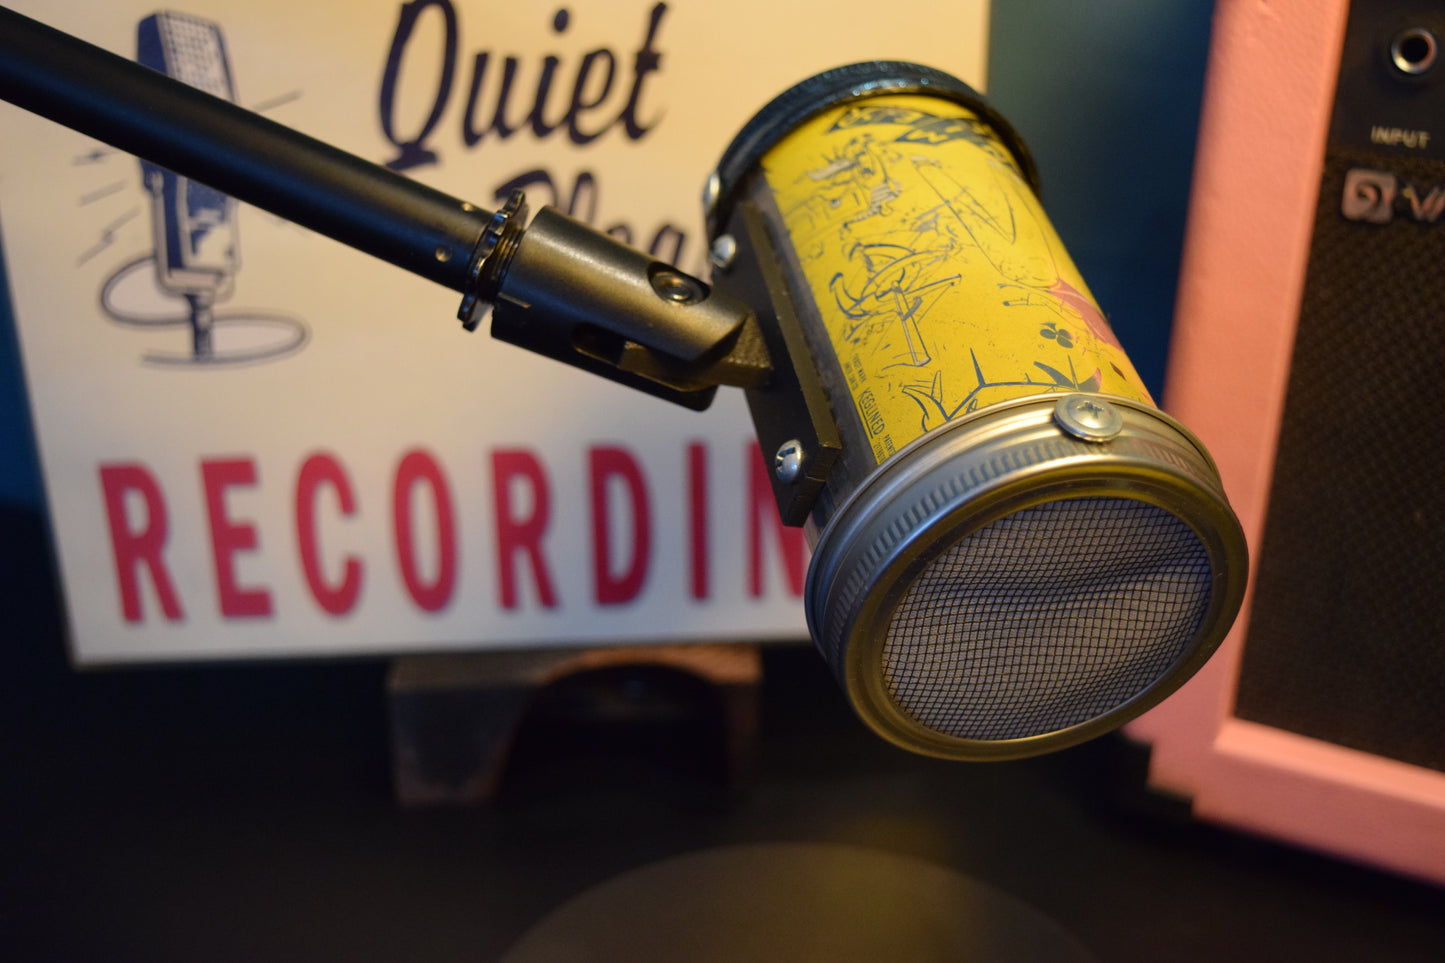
[803,393,1249,761]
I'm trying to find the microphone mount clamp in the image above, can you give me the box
[458,190,771,412]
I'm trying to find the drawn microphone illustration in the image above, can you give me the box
[136,11,240,360]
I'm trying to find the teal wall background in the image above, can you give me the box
[988,1,1216,398]
[0,225,40,507]
[0,1,1217,510]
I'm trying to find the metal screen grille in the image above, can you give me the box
[1232,146,1445,772]
[881,497,1212,741]
[155,14,232,97]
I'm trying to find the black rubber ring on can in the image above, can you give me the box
[706,60,1041,239]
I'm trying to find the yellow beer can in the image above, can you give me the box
[708,64,1247,760]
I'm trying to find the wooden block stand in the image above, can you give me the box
[387,644,762,805]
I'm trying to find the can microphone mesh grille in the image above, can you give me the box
[882,496,1212,742]
[804,396,1247,760]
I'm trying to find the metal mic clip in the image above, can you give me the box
[457,189,773,412]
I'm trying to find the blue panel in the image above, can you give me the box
[0,223,44,508]
[988,1,1216,397]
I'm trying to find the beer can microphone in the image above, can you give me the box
[708,63,1248,760]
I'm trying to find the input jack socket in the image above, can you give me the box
[1390,27,1438,76]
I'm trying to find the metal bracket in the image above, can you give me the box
[717,201,843,526]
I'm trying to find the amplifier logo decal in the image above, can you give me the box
[1342,168,1445,224]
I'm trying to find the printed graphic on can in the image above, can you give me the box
[761,95,1153,464]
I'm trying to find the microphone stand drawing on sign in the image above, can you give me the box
[97,11,306,366]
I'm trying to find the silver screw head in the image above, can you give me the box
[709,234,737,272]
[650,269,703,303]
[1053,395,1124,443]
[702,171,722,215]
[774,439,805,482]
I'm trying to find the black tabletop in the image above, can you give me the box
[1,506,1441,962]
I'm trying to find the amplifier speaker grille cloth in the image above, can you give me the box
[882,497,1212,741]
[1233,147,1445,772]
